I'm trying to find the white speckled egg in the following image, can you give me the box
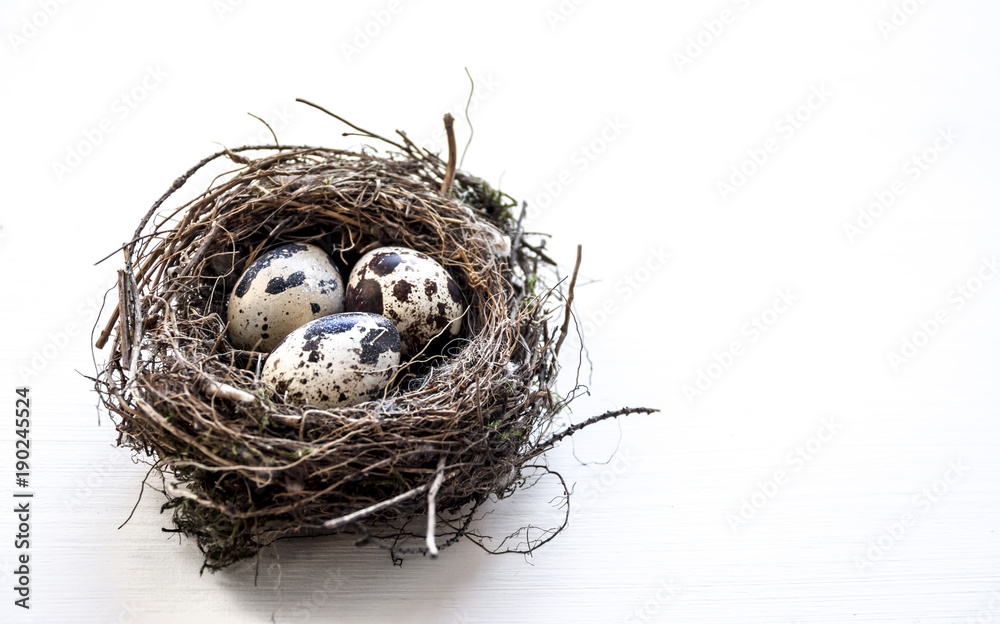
[345,246,464,355]
[261,313,401,408]
[227,243,345,352]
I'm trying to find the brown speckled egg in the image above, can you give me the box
[345,246,464,355]
[261,313,401,408]
[227,243,345,352]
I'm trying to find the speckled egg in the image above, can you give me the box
[261,313,401,408]
[345,246,464,355]
[227,243,345,352]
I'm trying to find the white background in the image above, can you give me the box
[2,1,999,622]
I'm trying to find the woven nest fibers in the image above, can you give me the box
[93,119,655,571]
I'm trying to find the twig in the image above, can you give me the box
[521,240,558,266]
[93,231,165,266]
[323,481,432,531]
[440,113,457,196]
[115,271,129,361]
[199,375,257,403]
[247,112,279,148]
[118,461,162,530]
[295,98,407,152]
[534,407,660,455]
[124,270,143,393]
[426,455,447,558]
[554,245,582,357]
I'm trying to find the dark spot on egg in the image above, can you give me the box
[369,252,402,277]
[303,314,360,339]
[447,278,463,304]
[357,320,401,364]
[234,244,308,298]
[437,302,446,316]
[392,280,412,302]
[265,270,306,294]
[317,278,339,294]
[428,313,449,330]
[424,280,438,298]
[338,392,347,403]
[347,278,384,314]
[311,303,321,314]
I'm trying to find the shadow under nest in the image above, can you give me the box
[93,116,656,572]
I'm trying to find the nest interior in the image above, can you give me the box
[94,120,654,571]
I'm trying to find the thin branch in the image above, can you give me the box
[555,244,582,357]
[118,461,162,530]
[323,474,440,532]
[199,375,257,403]
[534,407,660,455]
[440,113,457,195]
[295,98,407,152]
[426,455,447,557]
[247,112,279,148]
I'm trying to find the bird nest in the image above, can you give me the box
[92,110,655,571]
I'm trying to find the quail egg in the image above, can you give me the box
[261,312,401,408]
[345,246,464,355]
[227,243,345,352]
